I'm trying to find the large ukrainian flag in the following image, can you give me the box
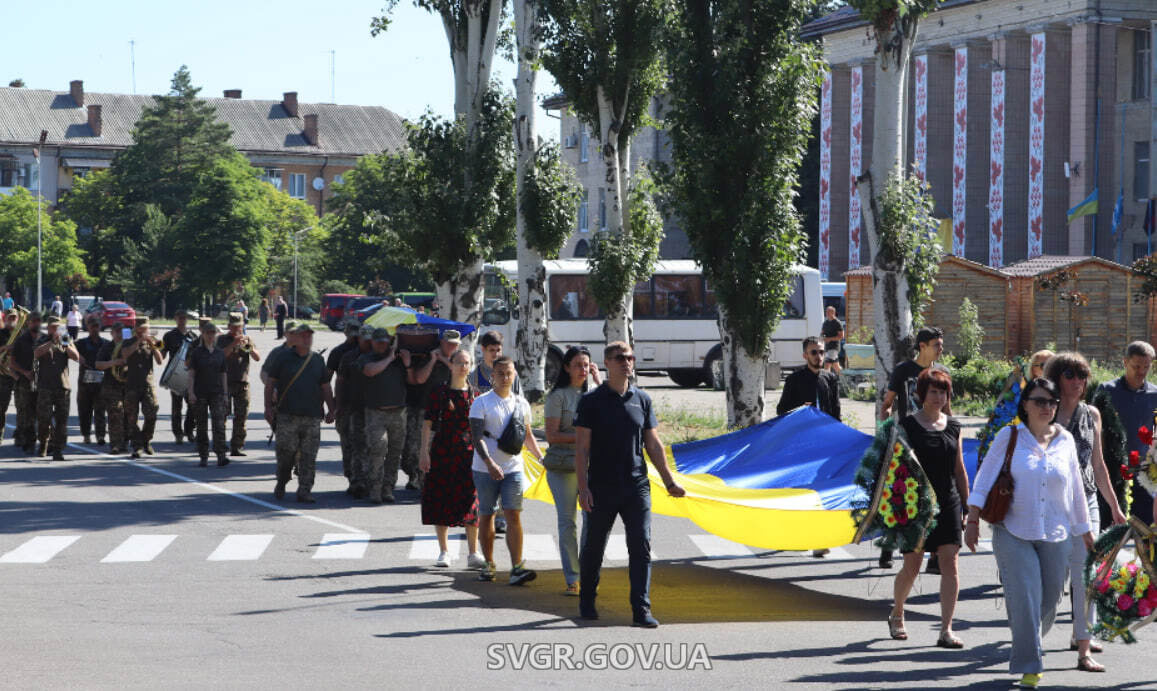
[523,406,980,551]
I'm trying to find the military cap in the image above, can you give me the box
[372,328,392,342]
[199,320,219,333]
[442,329,462,343]
[45,315,62,325]
[135,317,150,327]
[228,312,244,325]
[289,322,315,334]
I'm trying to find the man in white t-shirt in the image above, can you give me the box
[469,356,544,585]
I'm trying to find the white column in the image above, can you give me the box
[849,65,863,268]
[989,68,1006,267]
[1028,31,1046,258]
[952,46,968,257]
[819,70,833,279]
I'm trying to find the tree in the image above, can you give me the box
[845,0,943,406]
[662,0,825,428]
[957,297,983,363]
[0,188,89,305]
[373,1,511,338]
[255,183,323,307]
[539,0,667,345]
[8,78,25,88]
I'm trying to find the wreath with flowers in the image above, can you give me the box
[1138,423,1157,499]
[852,418,939,553]
[976,366,1023,466]
[1084,520,1157,643]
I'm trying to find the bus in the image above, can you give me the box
[481,259,822,388]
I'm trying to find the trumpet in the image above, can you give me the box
[0,306,30,378]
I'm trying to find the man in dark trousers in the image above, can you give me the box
[76,315,109,445]
[776,337,841,420]
[274,297,289,339]
[575,340,686,628]
[162,309,198,444]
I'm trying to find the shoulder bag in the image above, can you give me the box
[485,398,526,455]
[980,426,1018,524]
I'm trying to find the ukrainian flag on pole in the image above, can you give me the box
[1067,187,1099,224]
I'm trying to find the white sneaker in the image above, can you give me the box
[434,551,451,568]
[466,552,487,570]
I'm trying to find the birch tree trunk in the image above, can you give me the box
[857,17,919,414]
[436,257,486,350]
[513,0,548,401]
[719,306,766,428]
[596,86,632,345]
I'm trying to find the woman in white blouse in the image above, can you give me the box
[965,377,1094,690]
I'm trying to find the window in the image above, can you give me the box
[781,276,806,319]
[1135,141,1150,202]
[0,160,36,189]
[579,125,589,163]
[572,239,590,257]
[578,189,589,232]
[633,279,654,317]
[1134,29,1152,101]
[549,274,602,320]
[631,275,716,320]
[262,168,283,190]
[288,173,306,199]
[598,188,607,230]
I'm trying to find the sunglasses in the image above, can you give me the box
[807,349,823,356]
[611,353,637,363]
[1026,397,1059,409]
[1061,368,1087,381]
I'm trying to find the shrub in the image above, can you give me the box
[957,297,984,364]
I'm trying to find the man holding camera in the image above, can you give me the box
[34,316,79,460]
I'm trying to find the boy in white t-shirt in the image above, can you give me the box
[468,356,544,584]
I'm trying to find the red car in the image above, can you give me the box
[87,301,137,329]
[321,293,362,330]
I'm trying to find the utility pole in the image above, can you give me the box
[36,130,46,312]
[130,40,137,94]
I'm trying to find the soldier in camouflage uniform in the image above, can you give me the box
[188,320,229,466]
[123,317,164,459]
[327,321,361,493]
[361,328,411,503]
[0,309,18,443]
[10,310,41,453]
[263,322,335,502]
[96,322,131,453]
[34,316,79,460]
[337,325,373,497]
[220,312,261,456]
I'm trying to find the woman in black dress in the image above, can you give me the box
[419,349,482,568]
[889,368,970,648]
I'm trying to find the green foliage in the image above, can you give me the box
[587,172,663,313]
[876,173,940,328]
[0,188,89,298]
[254,184,322,305]
[662,0,823,356]
[1088,388,1130,517]
[321,279,363,296]
[846,0,942,38]
[956,297,984,364]
[520,142,582,259]
[848,325,874,344]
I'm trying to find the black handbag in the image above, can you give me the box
[487,403,526,455]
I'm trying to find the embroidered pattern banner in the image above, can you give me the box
[820,71,832,279]
[1028,33,1046,258]
[849,66,863,268]
[989,69,1005,267]
[952,47,968,257]
[914,55,928,183]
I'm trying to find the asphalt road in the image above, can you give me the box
[2,327,1155,689]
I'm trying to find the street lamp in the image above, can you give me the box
[292,225,312,320]
[35,130,46,313]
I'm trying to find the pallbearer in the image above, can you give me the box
[11,311,41,453]
[163,309,198,444]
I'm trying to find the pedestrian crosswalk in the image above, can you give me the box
[0,532,855,567]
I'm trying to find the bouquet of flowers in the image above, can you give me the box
[976,362,1024,466]
[1084,521,1157,643]
[1138,424,1157,499]
[852,418,939,553]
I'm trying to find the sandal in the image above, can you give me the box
[1076,655,1105,673]
[1069,638,1103,653]
[936,630,964,649]
[888,614,908,640]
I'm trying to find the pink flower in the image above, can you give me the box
[1127,562,1139,576]
[896,465,908,479]
[1118,594,1135,611]
[1096,578,1112,594]
[898,514,908,526]
[1139,601,1153,618]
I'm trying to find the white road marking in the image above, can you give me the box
[521,533,560,562]
[603,533,656,561]
[101,535,178,563]
[408,534,462,561]
[0,535,81,564]
[207,534,275,561]
[313,533,370,560]
[689,534,754,559]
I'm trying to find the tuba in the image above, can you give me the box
[108,339,128,383]
[0,306,30,378]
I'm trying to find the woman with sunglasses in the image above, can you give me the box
[966,377,1094,689]
[543,346,601,595]
[1045,353,1126,673]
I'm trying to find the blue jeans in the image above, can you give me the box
[992,524,1070,674]
[472,470,524,516]
[580,484,652,616]
[545,470,588,586]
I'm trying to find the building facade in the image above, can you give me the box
[804,0,1157,279]
[0,81,406,217]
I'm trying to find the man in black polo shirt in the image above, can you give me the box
[187,321,229,467]
[327,321,361,489]
[361,328,411,503]
[777,336,841,420]
[575,340,686,628]
[75,315,109,445]
[163,309,198,444]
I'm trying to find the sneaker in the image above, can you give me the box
[565,582,580,596]
[434,551,451,568]
[144,443,155,455]
[509,563,537,586]
[632,611,660,628]
[467,552,487,570]
[1017,673,1042,688]
[495,517,507,534]
[477,562,497,581]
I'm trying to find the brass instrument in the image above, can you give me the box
[0,306,30,378]
[109,339,128,383]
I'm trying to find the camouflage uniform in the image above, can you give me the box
[12,328,39,450]
[275,413,321,494]
[364,408,407,501]
[0,374,13,442]
[98,338,129,453]
[401,407,424,488]
[227,381,249,451]
[124,333,160,453]
[193,392,228,460]
[339,339,371,493]
[35,334,72,456]
[346,410,368,488]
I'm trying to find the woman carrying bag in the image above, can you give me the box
[965,377,1094,689]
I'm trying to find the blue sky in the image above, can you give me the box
[3,0,558,138]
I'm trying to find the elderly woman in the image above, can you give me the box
[1027,350,1054,381]
[966,377,1094,690]
[1044,352,1127,673]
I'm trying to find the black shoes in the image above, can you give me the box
[216,455,230,467]
[199,456,208,467]
[274,481,286,500]
[297,492,316,504]
[879,550,894,569]
[632,611,660,628]
[579,604,599,620]
[230,449,246,457]
[143,443,155,456]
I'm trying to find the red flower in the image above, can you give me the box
[1130,451,1142,467]
[896,465,908,479]
[1121,464,1130,475]
[1124,471,1135,481]
[1139,426,1153,446]
[898,514,908,526]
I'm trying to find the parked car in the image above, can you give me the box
[86,301,137,329]
[287,303,318,320]
[336,296,387,328]
[321,293,363,330]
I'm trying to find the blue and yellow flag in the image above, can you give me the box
[1067,188,1099,224]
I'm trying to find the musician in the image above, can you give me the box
[96,321,132,453]
[76,316,109,445]
[327,321,363,493]
[34,316,79,460]
[187,320,228,467]
[163,309,198,444]
[0,309,19,444]
[11,310,41,454]
[336,324,374,497]
[123,317,164,459]
[264,322,335,503]
[219,312,261,456]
